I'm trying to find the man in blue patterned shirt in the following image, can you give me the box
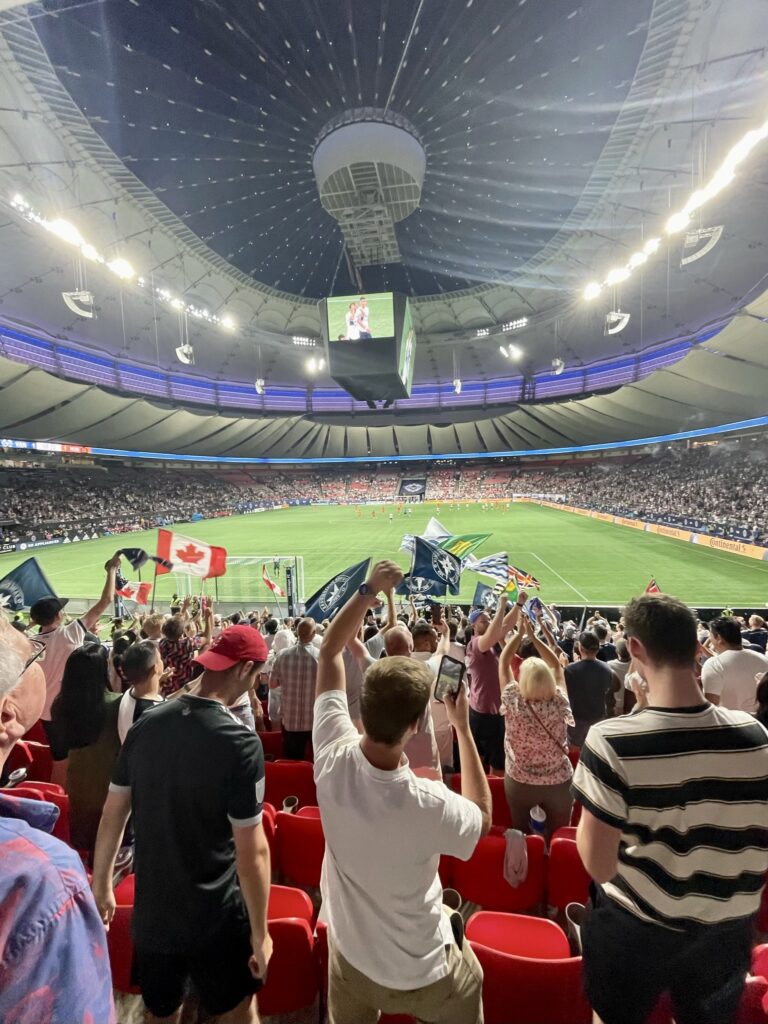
[0,616,115,1024]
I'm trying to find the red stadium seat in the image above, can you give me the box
[23,720,48,744]
[449,834,545,913]
[450,773,512,829]
[551,826,577,842]
[466,912,570,959]
[257,730,284,760]
[258,918,318,1017]
[547,837,591,911]
[470,940,591,1024]
[275,810,326,889]
[296,805,321,819]
[264,760,317,810]
[114,873,135,906]
[107,905,141,995]
[24,742,54,783]
[268,884,314,923]
[5,739,33,775]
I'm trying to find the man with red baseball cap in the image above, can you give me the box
[92,624,272,1024]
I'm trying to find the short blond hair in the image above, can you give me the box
[518,657,557,701]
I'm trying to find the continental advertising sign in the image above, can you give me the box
[692,534,768,560]
[529,501,768,563]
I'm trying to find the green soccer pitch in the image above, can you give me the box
[326,292,395,340]
[1,502,766,610]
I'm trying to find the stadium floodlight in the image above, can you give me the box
[292,335,317,347]
[627,251,647,270]
[49,218,83,247]
[507,343,523,361]
[643,237,661,255]
[318,357,326,371]
[551,357,565,375]
[11,193,27,209]
[583,281,602,301]
[501,317,528,331]
[175,343,195,365]
[604,310,631,335]
[61,290,95,318]
[80,243,103,263]
[221,314,235,330]
[107,257,135,280]
[306,356,318,373]
[499,345,508,357]
[665,211,690,235]
[605,267,630,287]
[476,328,490,338]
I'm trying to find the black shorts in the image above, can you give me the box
[582,884,753,1024]
[468,708,505,771]
[133,907,264,1018]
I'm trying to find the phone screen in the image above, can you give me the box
[430,602,443,626]
[434,655,465,703]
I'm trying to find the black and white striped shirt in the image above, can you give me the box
[573,703,768,930]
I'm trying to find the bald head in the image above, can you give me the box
[298,617,316,643]
[384,626,413,658]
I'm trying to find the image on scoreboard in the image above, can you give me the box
[327,292,395,341]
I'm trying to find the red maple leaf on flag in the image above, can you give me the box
[175,543,205,564]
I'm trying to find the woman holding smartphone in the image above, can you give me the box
[498,619,575,837]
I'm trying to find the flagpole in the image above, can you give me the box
[150,561,159,612]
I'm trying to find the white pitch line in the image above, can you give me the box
[529,552,589,603]
[46,561,108,576]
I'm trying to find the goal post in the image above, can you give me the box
[172,555,305,613]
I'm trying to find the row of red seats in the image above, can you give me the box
[104,872,768,1024]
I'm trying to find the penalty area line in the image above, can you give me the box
[528,552,589,603]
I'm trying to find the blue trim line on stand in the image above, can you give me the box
[3,415,764,465]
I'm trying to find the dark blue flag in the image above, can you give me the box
[411,537,461,596]
[395,574,447,599]
[118,548,173,572]
[472,581,498,611]
[304,558,371,621]
[0,557,58,612]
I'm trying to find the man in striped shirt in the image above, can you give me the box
[573,593,768,1024]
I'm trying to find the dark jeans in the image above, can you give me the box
[282,728,311,761]
[468,708,505,771]
[582,884,753,1024]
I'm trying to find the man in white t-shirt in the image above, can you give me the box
[32,553,122,725]
[313,559,490,1024]
[702,616,768,712]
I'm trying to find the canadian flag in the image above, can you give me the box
[116,581,153,605]
[155,529,227,579]
[262,564,286,598]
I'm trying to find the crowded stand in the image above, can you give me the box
[3,542,768,1024]
[1,441,765,548]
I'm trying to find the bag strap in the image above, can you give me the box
[522,698,570,757]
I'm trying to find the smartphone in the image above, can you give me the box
[430,602,443,626]
[434,655,465,703]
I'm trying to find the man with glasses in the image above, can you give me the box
[0,615,115,1023]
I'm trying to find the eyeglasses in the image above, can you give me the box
[21,639,46,675]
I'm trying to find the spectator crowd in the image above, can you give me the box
[1,441,765,547]
[2,545,768,1023]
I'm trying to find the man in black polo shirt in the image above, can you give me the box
[564,631,620,746]
[92,625,271,1023]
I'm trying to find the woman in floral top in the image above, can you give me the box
[500,626,575,837]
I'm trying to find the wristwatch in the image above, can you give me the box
[358,583,371,597]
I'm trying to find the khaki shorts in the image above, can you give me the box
[328,923,484,1024]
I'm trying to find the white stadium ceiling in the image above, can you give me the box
[0,0,765,458]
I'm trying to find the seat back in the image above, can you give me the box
[275,811,325,889]
[450,774,512,829]
[257,730,284,760]
[258,918,318,1016]
[107,905,141,994]
[547,837,591,911]
[470,941,591,1024]
[268,884,314,924]
[264,760,317,809]
[450,834,545,912]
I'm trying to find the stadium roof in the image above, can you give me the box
[0,0,766,456]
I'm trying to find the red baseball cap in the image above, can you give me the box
[196,624,268,672]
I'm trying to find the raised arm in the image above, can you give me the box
[380,587,398,635]
[317,560,403,697]
[476,595,509,652]
[525,616,565,682]
[499,630,522,688]
[81,553,122,632]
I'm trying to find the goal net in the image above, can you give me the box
[172,555,305,612]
